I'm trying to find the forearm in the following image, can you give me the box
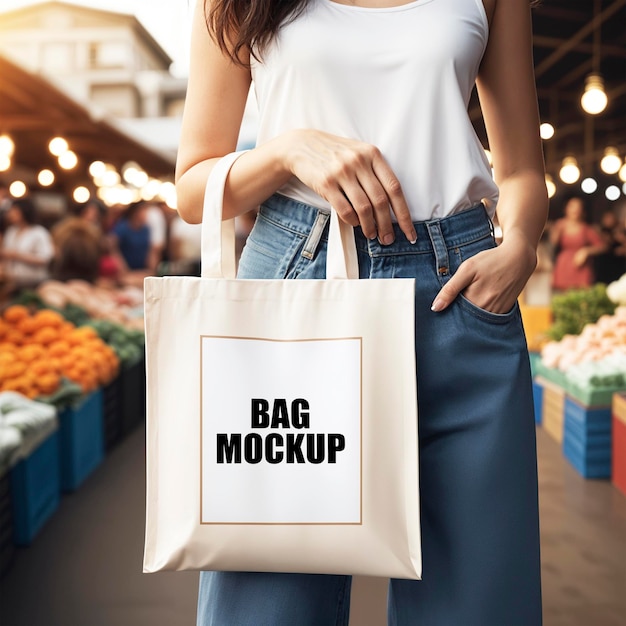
[495,169,548,260]
[13,252,51,267]
[175,134,294,224]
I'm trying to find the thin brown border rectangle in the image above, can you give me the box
[200,335,363,526]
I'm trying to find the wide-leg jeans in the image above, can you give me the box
[197,193,542,626]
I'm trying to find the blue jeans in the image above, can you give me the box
[197,194,542,626]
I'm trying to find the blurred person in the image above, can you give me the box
[178,0,547,624]
[145,201,168,273]
[168,214,202,275]
[594,209,626,284]
[550,195,606,291]
[0,197,54,290]
[110,201,152,272]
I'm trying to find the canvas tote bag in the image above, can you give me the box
[143,151,421,579]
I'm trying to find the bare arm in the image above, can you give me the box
[432,0,548,313]
[175,1,416,244]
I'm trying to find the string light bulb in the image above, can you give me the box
[0,134,15,156]
[540,123,555,140]
[559,156,581,184]
[38,169,55,186]
[618,161,626,183]
[48,136,69,156]
[600,147,622,175]
[581,74,608,115]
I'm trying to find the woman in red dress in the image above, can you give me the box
[550,196,606,291]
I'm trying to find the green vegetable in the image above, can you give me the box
[548,284,616,340]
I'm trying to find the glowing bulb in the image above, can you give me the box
[606,185,620,201]
[102,169,121,187]
[580,74,608,115]
[0,134,15,156]
[559,156,580,184]
[73,186,90,203]
[0,155,11,172]
[581,178,597,194]
[540,123,555,140]
[600,147,622,175]
[49,136,69,156]
[9,181,27,198]
[619,162,626,183]
[58,150,78,170]
[141,178,161,201]
[89,160,106,178]
[38,169,55,186]
[545,174,556,198]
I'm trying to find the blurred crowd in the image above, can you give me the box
[0,185,252,302]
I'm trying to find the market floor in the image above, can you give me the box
[0,425,625,626]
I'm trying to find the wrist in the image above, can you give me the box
[500,229,538,273]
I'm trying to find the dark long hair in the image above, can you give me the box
[206,0,543,67]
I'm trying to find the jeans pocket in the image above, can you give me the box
[452,234,520,326]
[237,213,306,280]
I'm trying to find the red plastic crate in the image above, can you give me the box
[612,393,626,497]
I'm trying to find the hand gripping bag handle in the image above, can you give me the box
[201,151,359,280]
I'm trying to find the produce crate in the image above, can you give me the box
[0,472,15,577]
[566,381,626,409]
[102,376,123,452]
[59,390,104,492]
[534,360,569,389]
[539,377,566,444]
[613,393,626,497]
[519,305,552,352]
[9,431,60,545]
[562,396,612,479]
[532,378,543,425]
[120,357,146,437]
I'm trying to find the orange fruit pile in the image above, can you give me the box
[0,305,119,398]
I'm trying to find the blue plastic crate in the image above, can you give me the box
[102,377,123,452]
[532,379,543,425]
[564,397,612,434]
[59,390,104,492]
[9,431,61,545]
[563,438,611,479]
[0,471,15,576]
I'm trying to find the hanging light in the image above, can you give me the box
[0,155,11,172]
[73,186,91,203]
[559,156,581,184]
[605,185,620,201]
[0,134,15,156]
[48,136,69,156]
[618,161,626,183]
[581,74,608,115]
[38,169,55,186]
[540,123,555,140]
[581,178,598,194]
[58,150,78,170]
[600,147,622,175]
[9,181,27,198]
[545,174,556,198]
[89,160,106,178]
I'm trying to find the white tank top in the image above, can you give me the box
[250,0,499,221]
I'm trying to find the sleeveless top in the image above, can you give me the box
[250,0,499,221]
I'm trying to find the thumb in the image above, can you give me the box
[431,265,473,312]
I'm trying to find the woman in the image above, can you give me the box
[177,0,547,624]
[550,196,606,291]
[0,197,54,291]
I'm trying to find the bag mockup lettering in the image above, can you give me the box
[216,398,346,465]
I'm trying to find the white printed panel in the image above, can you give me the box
[201,337,361,524]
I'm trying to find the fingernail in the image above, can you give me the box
[431,298,444,312]
[410,235,417,245]
[382,234,394,246]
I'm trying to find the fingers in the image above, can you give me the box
[371,154,417,244]
[431,260,476,312]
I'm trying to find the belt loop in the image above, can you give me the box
[301,210,330,260]
[426,220,450,278]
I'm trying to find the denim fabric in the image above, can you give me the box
[197,193,542,626]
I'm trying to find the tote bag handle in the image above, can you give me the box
[201,151,359,280]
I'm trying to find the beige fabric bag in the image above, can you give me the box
[143,152,421,579]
